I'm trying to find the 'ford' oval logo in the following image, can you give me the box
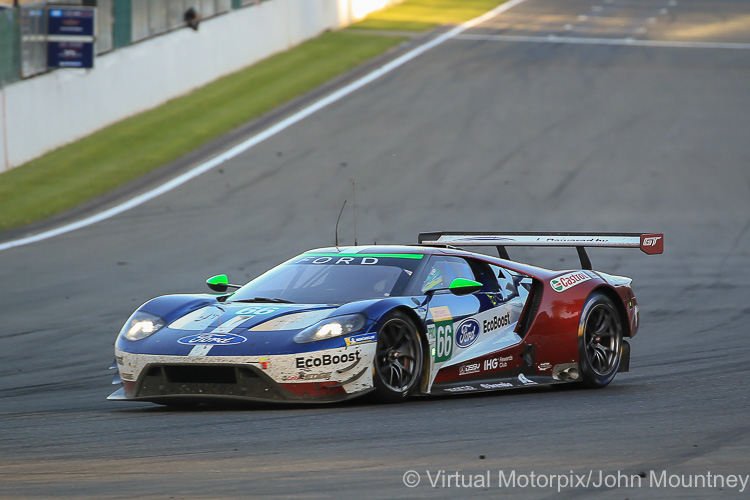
[455,318,480,348]
[178,333,247,345]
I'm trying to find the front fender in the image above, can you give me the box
[333,297,422,324]
[137,294,220,324]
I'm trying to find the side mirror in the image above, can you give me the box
[206,274,230,293]
[448,278,483,296]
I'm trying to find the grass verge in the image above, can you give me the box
[350,0,507,32]
[0,0,506,233]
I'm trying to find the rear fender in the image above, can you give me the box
[591,285,635,338]
[522,274,607,368]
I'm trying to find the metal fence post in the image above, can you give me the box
[112,0,132,49]
[0,6,21,86]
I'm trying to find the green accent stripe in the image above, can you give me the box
[304,252,424,260]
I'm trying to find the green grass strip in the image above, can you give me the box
[0,31,404,232]
[351,0,506,32]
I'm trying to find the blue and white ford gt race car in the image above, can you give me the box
[109,232,662,405]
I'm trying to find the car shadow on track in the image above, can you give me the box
[105,381,636,413]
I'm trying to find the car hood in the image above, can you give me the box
[165,302,336,334]
[116,300,366,356]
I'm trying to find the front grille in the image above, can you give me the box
[136,364,286,401]
[163,365,237,384]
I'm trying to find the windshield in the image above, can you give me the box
[229,252,424,304]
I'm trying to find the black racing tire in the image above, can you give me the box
[372,311,424,403]
[578,293,623,388]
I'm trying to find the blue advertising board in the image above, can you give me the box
[48,8,95,37]
[47,42,94,69]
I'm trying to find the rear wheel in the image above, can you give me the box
[372,311,423,403]
[578,293,623,388]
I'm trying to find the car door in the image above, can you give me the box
[419,255,480,369]
[419,255,527,390]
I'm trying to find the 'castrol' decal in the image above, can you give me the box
[550,272,591,293]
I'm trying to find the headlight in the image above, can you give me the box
[119,311,166,341]
[292,313,367,343]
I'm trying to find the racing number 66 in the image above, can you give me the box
[435,324,453,362]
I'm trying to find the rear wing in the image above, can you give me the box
[417,232,663,270]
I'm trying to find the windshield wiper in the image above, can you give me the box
[233,297,295,304]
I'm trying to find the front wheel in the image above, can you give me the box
[578,293,623,388]
[372,311,423,403]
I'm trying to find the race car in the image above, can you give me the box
[108,231,663,405]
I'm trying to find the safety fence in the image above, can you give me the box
[0,0,269,85]
[130,0,232,43]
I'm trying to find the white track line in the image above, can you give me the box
[454,33,750,50]
[0,0,529,253]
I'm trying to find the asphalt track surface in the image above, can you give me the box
[1,0,749,498]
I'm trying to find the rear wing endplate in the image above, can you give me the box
[418,232,663,270]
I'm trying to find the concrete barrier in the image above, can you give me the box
[0,0,400,171]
